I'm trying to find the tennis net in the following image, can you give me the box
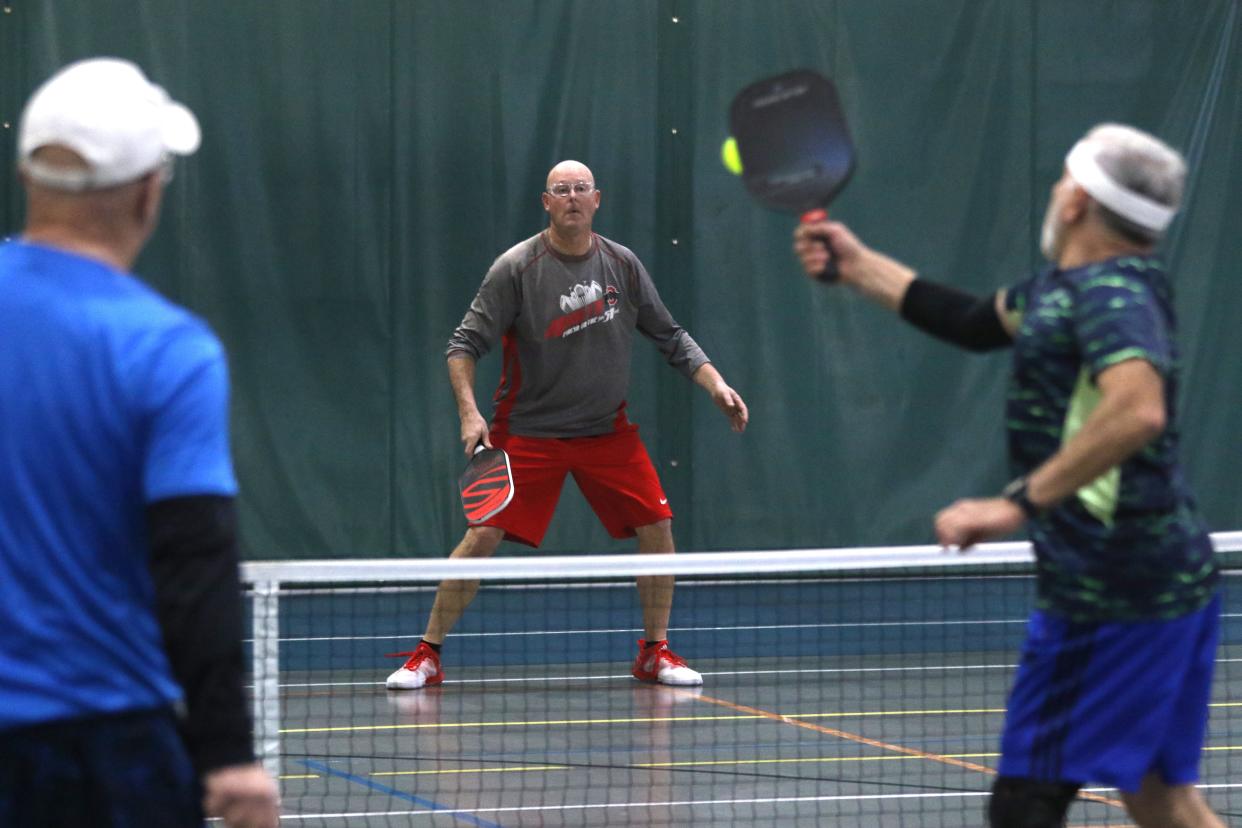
[241,534,1242,827]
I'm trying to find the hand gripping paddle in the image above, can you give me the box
[729,68,856,280]
[458,445,514,524]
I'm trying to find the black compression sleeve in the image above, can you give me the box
[899,278,1012,352]
[147,495,254,775]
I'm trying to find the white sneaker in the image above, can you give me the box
[631,639,703,686]
[385,642,444,690]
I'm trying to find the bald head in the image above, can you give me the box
[546,160,594,190]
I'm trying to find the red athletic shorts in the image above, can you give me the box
[481,429,673,547]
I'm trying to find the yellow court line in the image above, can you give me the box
[629,752,1001,769]
[368,753,1003,777]
[687,692,1002,777]
[279,707,1006,735]
[684,690,1127,812]
[363,743,1242,778]
[279,774,321,780]
[797,708,1006,718]
[372,765,570,777]
[281,713,758,734]
[281,699,1238,734]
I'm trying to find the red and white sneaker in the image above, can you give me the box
[385,642,444,690]
[631,639,703,686]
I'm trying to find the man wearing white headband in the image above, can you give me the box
[794,124,1223,827]
[0,59,278,827]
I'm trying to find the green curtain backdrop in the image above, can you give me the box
[2,1,1238,558]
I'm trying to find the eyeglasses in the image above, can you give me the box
[546,181,595,198]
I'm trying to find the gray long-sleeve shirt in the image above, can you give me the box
[447,231,709,437]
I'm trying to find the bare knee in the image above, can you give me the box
[453,526,503,558]
[1123,776,1222,828]
[635,519,674,553]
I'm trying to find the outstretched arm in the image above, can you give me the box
[793,219,915,309]
[692,362,748,433]
[793,220,1013,351]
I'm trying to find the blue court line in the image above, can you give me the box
[298,759,506,828]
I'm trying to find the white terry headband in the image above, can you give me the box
[1065,140,1177,233]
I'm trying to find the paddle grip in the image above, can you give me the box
[800,208,838,283]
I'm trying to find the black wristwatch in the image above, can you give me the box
[1001,476,1042,520]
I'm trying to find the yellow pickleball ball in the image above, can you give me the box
[721,136,743,175]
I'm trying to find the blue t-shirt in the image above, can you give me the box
[1003,255,1216,622]
[0,241,238,730]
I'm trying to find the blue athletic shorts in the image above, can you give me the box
[0,706,202,827]
[998,592,1220,793]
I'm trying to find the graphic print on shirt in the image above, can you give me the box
[560,281,603,313]
[545,280,620,339]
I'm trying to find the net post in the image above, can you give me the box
[250,579,281,783]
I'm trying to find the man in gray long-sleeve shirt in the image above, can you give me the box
[387,160,749,690]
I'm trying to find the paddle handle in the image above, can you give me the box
[800,208,838,283]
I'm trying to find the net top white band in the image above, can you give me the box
[1065,140,1177,232]
[240,531,1242,584]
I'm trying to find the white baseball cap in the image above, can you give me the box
[18,57,200,191]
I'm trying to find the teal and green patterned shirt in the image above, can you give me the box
[1003,255,1216,622]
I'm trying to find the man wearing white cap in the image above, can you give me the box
[794,124,1224,827]
[0,59,278,828]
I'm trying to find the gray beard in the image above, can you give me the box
[1039,202,1062,262]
